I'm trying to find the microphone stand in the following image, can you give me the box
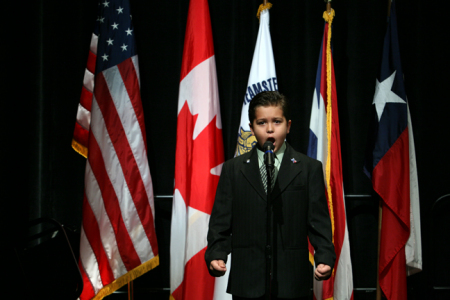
[265,163,273,300]
[264,144,274,300]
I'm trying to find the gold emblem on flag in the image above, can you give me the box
[236,127,257,156]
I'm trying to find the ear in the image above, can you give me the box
[286,119,292,134]
[249,122,255,135]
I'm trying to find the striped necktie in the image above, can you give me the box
[260,158,277,194]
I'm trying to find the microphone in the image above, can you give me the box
[263,141,275,168]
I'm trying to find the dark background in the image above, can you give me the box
[5,0,449,299]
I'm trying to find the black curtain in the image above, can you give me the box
[6,0,449,299]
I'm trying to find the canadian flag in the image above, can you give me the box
[169,0,225,300]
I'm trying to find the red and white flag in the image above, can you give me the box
[307,9,354,300]
[170,0,225,299]
[72,1,159,299]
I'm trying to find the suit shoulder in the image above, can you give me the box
[223,150,252,166]
[300,152,321,165]
[288,146,322,167]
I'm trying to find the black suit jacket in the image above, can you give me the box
[205,143,335,298]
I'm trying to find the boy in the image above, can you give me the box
[205,91,335,300]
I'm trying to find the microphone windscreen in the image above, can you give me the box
[263,141,274,150]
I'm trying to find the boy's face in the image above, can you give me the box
[249,105,291,153]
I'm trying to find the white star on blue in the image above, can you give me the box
[373,70,406,122]
[94,0,136,73]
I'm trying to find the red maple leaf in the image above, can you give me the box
[175,101,225,215]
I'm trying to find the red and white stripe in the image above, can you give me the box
[309,21,354,300]
[73,33,97,157]
[76,53,158,300]
[170,0,225,299]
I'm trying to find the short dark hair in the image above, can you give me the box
[248,91,290,123]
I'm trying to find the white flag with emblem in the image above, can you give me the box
[234,5,278,157]
[216,4,278,300]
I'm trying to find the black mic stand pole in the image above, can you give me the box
[265,159,273,300]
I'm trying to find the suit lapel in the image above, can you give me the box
[241,147,267,201]
[241,144,303,201]
[272,144,302,200]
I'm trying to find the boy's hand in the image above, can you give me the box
[210,260,227,277]
[314,264,332,281]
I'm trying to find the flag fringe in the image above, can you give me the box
[323,7,338,292]
[323,9,336,243]
[72,138,88,158]
[256,2,272,19]
[323,8,335,24]
[91,255,160,300]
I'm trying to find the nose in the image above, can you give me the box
[267,123,274,133]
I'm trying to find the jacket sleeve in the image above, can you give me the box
[307,160,336,270]
[205,160,233,276]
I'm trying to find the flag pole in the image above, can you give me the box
[127,281,134,300]
[387,0,392,19]
[260,4,269,300]
[376,197,382,300]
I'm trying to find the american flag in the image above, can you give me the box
[73,1,159,299]
[307,8,354,300]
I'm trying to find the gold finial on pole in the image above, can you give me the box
[325,0,332,13]
[323,1,335,24]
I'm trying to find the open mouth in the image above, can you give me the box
[267,137,275,145]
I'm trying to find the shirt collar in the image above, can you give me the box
[256,142,286,167]
[276,142,286,157]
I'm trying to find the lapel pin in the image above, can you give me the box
[291,158,297,164]
[246,159,250,163]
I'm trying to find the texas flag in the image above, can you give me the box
[170,0,225,300]
[364,1,422,299]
